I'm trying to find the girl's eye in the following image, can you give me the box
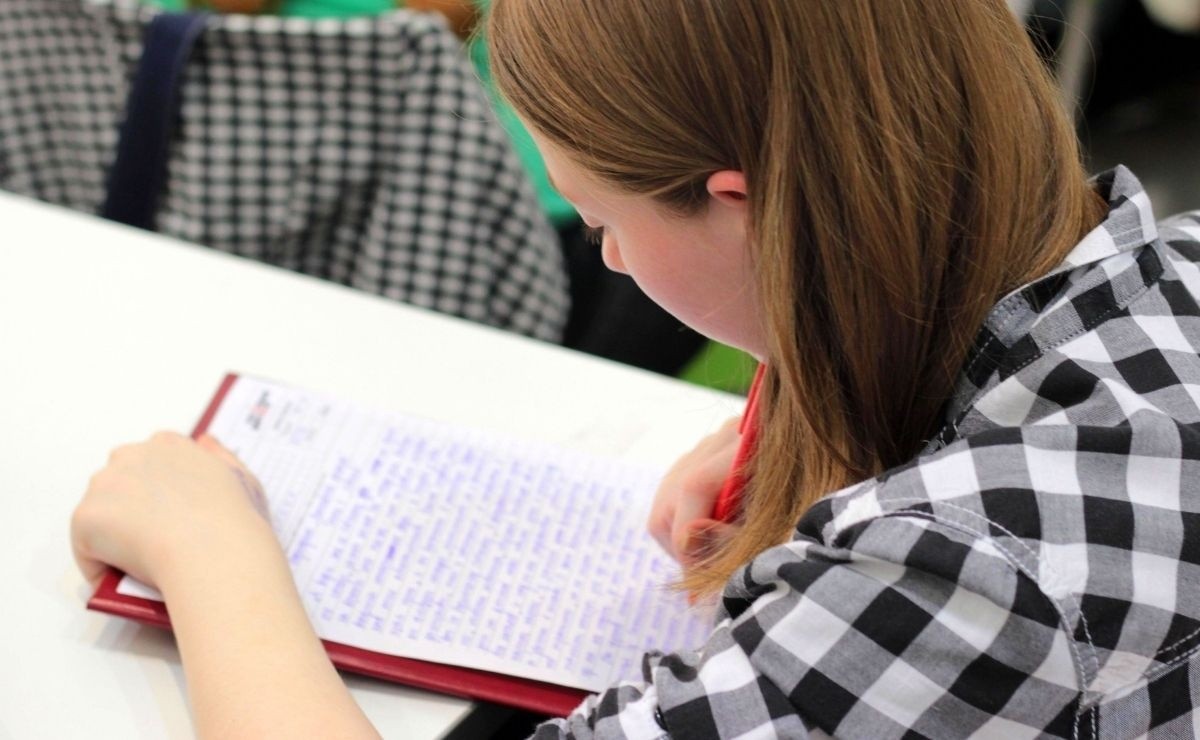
[583,225,605,246]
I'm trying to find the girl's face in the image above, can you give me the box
[533,133,766,359]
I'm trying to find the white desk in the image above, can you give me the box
[0,192,742,739]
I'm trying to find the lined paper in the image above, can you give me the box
[120,376,713,691]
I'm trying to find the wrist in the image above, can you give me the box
[155,518,290,604]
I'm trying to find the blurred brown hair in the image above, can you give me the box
[490,0,1104,596]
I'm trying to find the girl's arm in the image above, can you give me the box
[160,529,379,739]
[72,432,380,740]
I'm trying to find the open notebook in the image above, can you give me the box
[89,374,715,717]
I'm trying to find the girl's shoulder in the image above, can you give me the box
[717,433,1200,736]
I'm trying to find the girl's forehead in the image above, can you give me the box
[534,135,626,210]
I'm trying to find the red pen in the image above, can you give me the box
[711,363,766,523]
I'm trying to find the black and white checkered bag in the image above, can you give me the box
[0,0,569,342]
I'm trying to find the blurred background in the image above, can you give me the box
[1032,0,1200,216]
[2,0,1198,396]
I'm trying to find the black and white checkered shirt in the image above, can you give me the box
[541,168,1200,739]
[0,0,569,341]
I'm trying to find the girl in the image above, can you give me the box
[72,1,1200,737]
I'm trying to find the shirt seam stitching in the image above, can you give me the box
[866,502,1098,697]
[871,501,1200,703]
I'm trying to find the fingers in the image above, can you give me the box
[70,503,111,591]
[72,547,110,591]
[648,503,675,557]
[194,433,242,469]
[71,431,268,596]
[74,552,110,592]
[648,416,746,563]
[679,519,738,568]
[197,434,269,520]
[666,424,743,557]
[195,432,228,457]
[667,452,734,558]
[72,462,140,590]
[72,458,136,591]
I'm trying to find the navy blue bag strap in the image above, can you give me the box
[101,12,209,230]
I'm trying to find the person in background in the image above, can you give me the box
[154,0,443,21]
[72,1,1200,737]
[148,0,710,376]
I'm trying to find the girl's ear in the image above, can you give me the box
[706,170,748,208]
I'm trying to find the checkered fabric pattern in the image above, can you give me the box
[538,168,1200,739]
[0,0,568,341]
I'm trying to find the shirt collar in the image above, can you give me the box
[932,166,1166,450]
[1053,165,1158,273]
[983,165,1159,344]
[989,165,1158,311]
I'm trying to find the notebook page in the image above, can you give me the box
[120,376,714,692]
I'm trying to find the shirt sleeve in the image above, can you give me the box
[531,512,1083,739]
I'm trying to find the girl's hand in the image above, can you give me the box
[74,433,381,738]
[71,432,276,593]
[648,417,742,566]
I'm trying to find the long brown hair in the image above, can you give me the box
[490,0,1104,596]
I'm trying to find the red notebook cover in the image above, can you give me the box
[87,373,589,718]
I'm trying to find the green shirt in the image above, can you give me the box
[149,0,393,18]
[143,0,577,226]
